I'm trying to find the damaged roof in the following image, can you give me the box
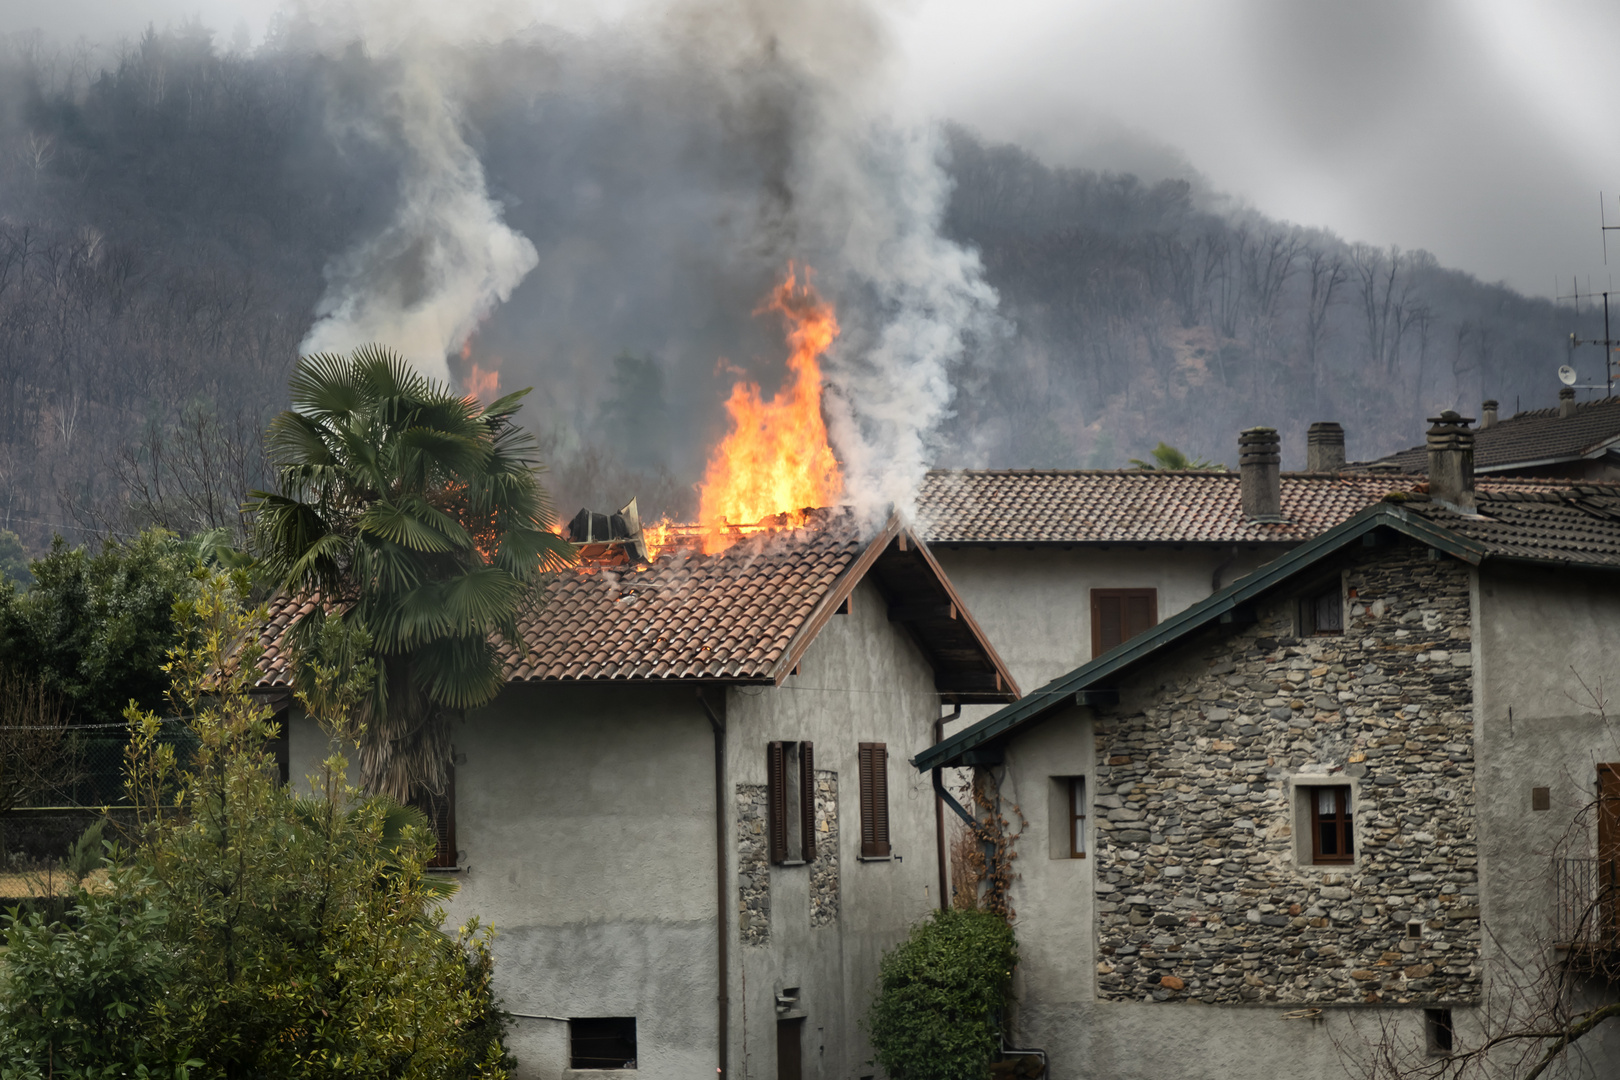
[1364,397,1620,474]
[256,511,1019,704]
[914,482,1620,770]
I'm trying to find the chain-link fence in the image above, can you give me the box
[21,722,200,809]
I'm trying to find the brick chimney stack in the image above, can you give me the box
[1560,386,1577,418]
[1239,427,1283,522]
[1426,410,1475,512]
[1306,422,1345,473]
[1480,400,1498,430]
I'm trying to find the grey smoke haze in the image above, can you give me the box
[6,0,1615,297]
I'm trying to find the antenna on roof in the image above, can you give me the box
[1563,196,1620,397]
[1559,364,1579,386]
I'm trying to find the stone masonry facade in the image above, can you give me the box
[810,770,840,927]
[737,771,841,945]
[1092,541,1481,1006]
[737,783,771,946]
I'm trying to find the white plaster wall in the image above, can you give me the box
[724,577,945,1080]
[1474,563,1620,1074]
[931,545,1277,738]
[444,683,718,1080]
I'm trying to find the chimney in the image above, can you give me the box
[1239,426,1283,521]
[1480,400,1498,430]
[1306,421,1345,473]
[1559,386,1576,418]
[1426,410,1475,512]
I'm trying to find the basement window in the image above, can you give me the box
[767,741,817,864]
[570,1017,637,1069]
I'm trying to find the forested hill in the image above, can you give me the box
[935,130,1589,472]
[0,28,1594,548]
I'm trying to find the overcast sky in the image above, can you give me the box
[4,0,1617,298]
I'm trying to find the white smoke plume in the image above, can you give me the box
[294,4,539,384]
[282,0,999,524]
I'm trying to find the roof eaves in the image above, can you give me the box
[768,515,902,684]
[911,503,1485,772]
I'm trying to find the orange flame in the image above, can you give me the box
[463,362,500,406]
[696,266,842,553]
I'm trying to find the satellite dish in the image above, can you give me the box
[1559,365,1578,386]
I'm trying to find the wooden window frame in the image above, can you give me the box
[1309,784,1354,865]
[1068,776,1087,858]
[859,742,891,858]
[1300,579,1344,636]
[1090,588,1158,658]
[767,741,817,864]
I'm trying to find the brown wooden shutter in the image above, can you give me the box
[410,761,457,869]
[1092,589,1159,657]
[799,742,816,861]
[860,742,891,857]
[767,741,788,864]
[1091,592,1122,657]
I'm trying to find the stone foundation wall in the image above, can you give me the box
[1092,542,1481,1006]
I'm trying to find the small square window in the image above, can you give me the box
[570,1017,637,1069]
[1302,584,1343,635]
[1425,1008,1453,1056]
[1308,784,1354,865]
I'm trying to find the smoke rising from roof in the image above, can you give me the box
[269,0,999,527]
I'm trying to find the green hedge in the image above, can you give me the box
[865,909,1017,1080]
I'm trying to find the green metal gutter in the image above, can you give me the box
[911,503,1487,772]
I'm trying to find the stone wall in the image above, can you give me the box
[737,783,770,946]
[1092,541,1481,1006]
[811,770,839,927]
[737,772,841,944]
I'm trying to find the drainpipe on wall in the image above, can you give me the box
[697,688,729,1080]
[934,703,961,913]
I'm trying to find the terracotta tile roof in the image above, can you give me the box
[1402,484,1620,567]
[500,516,864,683]
[1365,397,1620,473]
[916,470,1413,544]
[255,514,866,689]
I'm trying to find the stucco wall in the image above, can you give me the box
[1474,562,1620,1071]
[444,682,717,1079]
[723,576,946,1080]
[932,544,1277,741]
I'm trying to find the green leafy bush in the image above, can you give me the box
[0,574,513,1080]
[865,909,1018,1080]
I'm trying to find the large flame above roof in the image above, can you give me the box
[694,266,843,554]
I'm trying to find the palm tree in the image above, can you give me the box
[1127,442,1228,472]
[247,346,574,800]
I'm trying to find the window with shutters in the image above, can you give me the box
[407,761,456,870]
[1090,589,1158,657]
[766,741,817,864]
[858,742,891,859]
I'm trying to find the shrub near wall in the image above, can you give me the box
[866,909,1017,1080]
